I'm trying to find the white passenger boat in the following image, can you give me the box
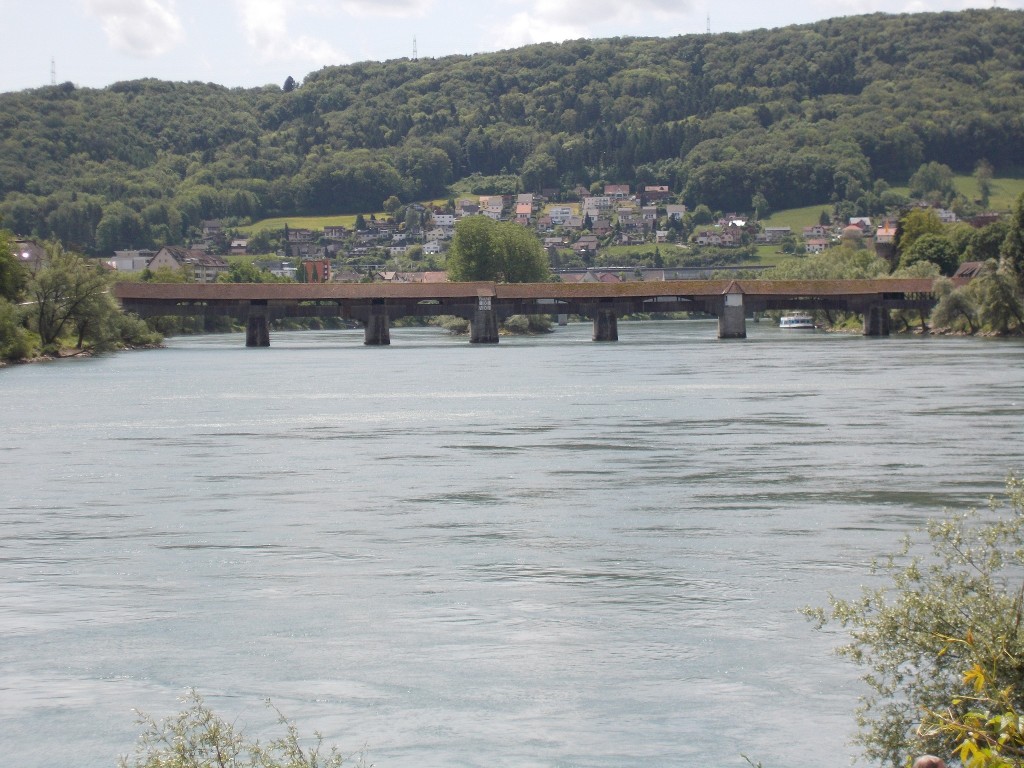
[778,314,815,329]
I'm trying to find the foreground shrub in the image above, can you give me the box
[807,478,1024,767]
[120,690,368,768]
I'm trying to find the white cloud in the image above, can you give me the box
[490,0,694,49]
[532,0,692,25]
[84,0,184,57]
[233,0,342,65]
[335,0,433,19]
[493,12,584,50]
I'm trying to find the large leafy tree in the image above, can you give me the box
[909,161,957,205]
[446,216,548,283]
[446,216,500,281]
[26,243,117,349]
[898,208,945,255]
[807,477,1024,767]
[493,220,549,283]
[899,232,959,275]
[969,220,1010,263]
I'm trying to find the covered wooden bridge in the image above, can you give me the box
[113,278,942,346]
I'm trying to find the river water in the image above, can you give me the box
[2,320,1023,768]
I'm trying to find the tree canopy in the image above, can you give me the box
[1,10,1023,254]
[446,217,549,283]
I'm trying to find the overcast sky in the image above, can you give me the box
[2,0,1021,94]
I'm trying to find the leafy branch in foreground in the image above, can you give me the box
[806,477,1024,768]
[119,690,370,768]
[920,611,1024,768]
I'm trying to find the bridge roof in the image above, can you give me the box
[494,278,938,299]
[114,278,940,304]
[113,281,496,301]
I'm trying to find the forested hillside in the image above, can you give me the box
[1,9,1022,254]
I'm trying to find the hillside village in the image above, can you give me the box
[47,181,984,287]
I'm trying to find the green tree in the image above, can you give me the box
[0,228,27,300]
[1001,192,1024,288]
[446,216,500,281]
[970,260,1024,335]
[383,195,401,215]
[974,159,993,209]
[26,243,117,350]
[691,204,714,225]
[219,261,288,283]
[446,216,548,283]
[0,298,31,360]
[807,477,1024,767]
[909,161,956,205]
[494,220,549,283]
[520,151,557,192]
[899,233,959,275]
[404,206,421,232]
[969,220,1010,264]
[768,242,890,280]
[898,208,945,255]
[751,191,769,220]
[930,276,979,333]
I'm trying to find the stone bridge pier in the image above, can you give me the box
[593,300,618,342]
[717,284,747,339]
[246,301,270,347]
[470,295,499,343]
[364,299,391,345]
[863,305,891,336]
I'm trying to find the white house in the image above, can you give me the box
[147,246,228,283]
[112,249,157,272]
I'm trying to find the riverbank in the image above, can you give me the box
[0,342,164,368]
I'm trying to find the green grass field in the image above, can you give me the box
[959,176,1023,211]
[760,204,832,233]
[238,214,360,235]
[759,175,1024,234]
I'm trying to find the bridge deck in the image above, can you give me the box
[114,278,940,303]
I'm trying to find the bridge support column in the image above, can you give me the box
[246,304,270,347]
[593,309,618,341]
[470,309,499,343]
[364,301,390,345]
[863,305,890,336]
[470,295,499,344]
[718,289,746,339]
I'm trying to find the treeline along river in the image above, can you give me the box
[2,321,1024,768]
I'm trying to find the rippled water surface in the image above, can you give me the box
[2,321,1023,767]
